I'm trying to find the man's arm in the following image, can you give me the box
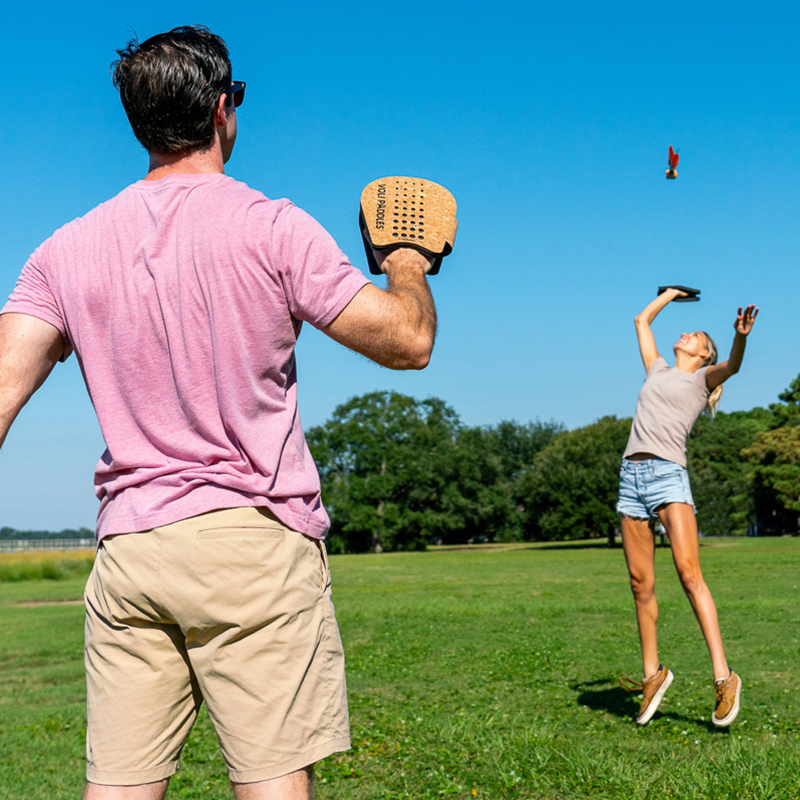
[0,313,66,449]
[322,248,436,370]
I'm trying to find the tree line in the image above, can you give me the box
[0,527,94,541]
[307,374,800,553]
[4,377,796,550]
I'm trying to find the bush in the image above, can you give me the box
[0,552,94,582]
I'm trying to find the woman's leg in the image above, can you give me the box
[620,516,660,678]
[658,503,729,680]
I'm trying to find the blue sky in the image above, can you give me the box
[1,1,798,530]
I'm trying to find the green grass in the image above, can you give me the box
[1,538,798,799]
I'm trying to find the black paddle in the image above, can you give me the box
[658,285,700,302]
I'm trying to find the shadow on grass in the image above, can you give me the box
[574,681,637,718]
[528,543,615,551]
[574,679,716,728]
[529,541,673,551]
[572,678,731,736]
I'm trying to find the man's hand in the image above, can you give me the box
[374,247,434,275]
[360,176,457,276]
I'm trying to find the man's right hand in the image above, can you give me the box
[374,247,434,275]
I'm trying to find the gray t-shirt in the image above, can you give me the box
[623,357,710,468]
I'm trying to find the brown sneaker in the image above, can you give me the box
[621,664,674,724]
[712,671,741,727]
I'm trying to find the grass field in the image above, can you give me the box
[1,538,798,799]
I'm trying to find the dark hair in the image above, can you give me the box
[111,25,232,155]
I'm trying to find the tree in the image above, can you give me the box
[307,392,465,552]
[307,395,564,552]
[480,419,564,481]
[769,373,800,429]
[733,374,800,535]
[442,420,563,544]
[744,426,800,533]
[687,408,773,535]
[514,416,631,543]
[445,426,522,543]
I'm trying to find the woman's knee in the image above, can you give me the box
[629,573,655,600]
[676,564,706,596]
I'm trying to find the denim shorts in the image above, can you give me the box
[616,458,695,519]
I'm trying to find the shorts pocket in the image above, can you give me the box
[313,539,330,592]
[652,461,682,479]
[197,525,286,540]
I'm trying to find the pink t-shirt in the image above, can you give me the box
[2,173,369,541]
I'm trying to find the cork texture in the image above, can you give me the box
[360,177,457,255]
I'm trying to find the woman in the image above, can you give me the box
[618,287,758,726]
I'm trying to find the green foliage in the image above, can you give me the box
[515,416,632,541]
[0,555,95,583]
[741,373,800,532]
[307,393,561,552]
[444,421,563,544]
[745,426,800,513]
[770,373,800,428]
[688,409,773,535]
[307,376,800,550]
[0,527,94,540]
[479,419,564,480]
[307,392,465,552]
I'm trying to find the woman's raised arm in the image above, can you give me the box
[633,288,687,372]
[706,304,759,390]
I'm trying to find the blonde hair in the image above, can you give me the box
[702,331,723,418]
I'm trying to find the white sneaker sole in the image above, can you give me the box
[712,677,741,727]
[637,669,674,725]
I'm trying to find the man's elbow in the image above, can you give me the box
[404,332,434,370]
[389,332,434,370]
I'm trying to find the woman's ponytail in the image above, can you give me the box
[702,332,722,418]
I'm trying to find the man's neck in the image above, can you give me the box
[144,146,225,181]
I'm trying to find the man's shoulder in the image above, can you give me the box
[32,189,129,254]
[179,175,300,225]
[71,176,295,228]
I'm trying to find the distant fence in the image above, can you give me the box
[0,539,95,553]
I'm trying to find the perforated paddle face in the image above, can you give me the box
[361,177,457,252]
[360,176,458,275]
[387,179,428,246]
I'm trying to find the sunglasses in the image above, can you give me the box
[226,81,246,108]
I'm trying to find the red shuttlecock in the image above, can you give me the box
[666,146,679,179]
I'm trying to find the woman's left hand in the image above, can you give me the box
[734,304,759,336]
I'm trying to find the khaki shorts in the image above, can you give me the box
[84,507,349,786]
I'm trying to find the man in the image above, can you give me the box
[0,26,437,800]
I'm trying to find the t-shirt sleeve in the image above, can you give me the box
[696,365,711,395]
[268,202,370,329]
[2,244,72,361]
[646,356,668,377]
